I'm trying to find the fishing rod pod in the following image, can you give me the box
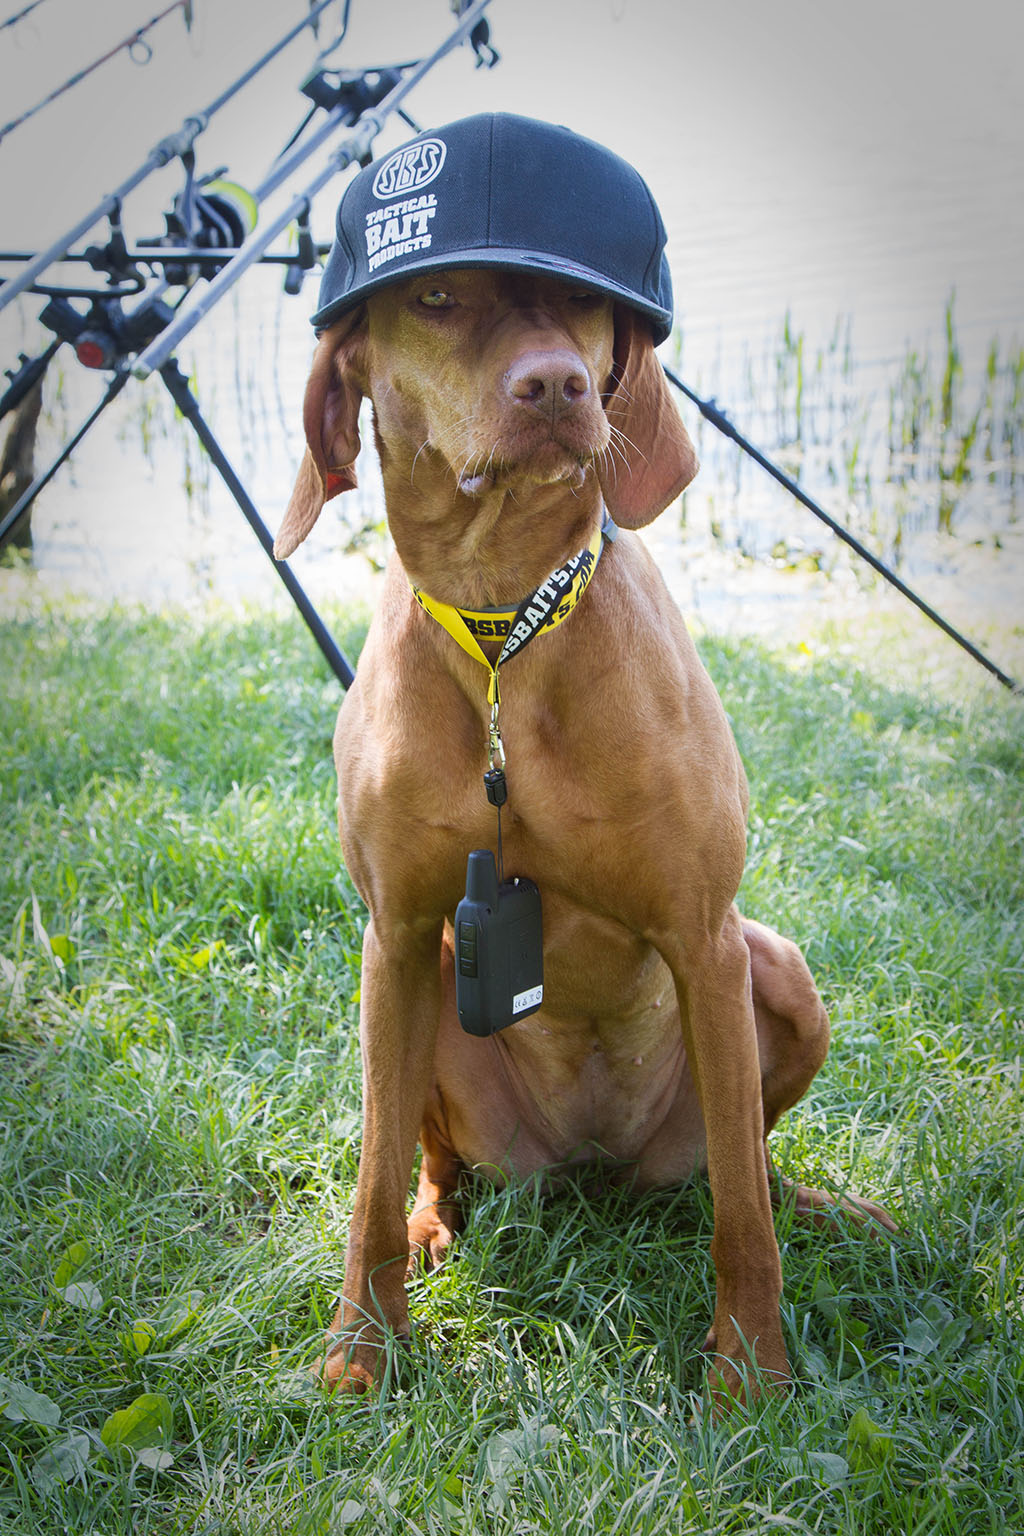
[3,0,1015,693]
[0,0,339,316]
[312,112,674,342]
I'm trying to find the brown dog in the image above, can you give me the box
[276,264,894,1407]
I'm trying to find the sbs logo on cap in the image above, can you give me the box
[372,138,447,200]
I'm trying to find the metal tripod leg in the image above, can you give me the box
[158,358,355,688]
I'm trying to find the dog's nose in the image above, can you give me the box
[505,349,590,418]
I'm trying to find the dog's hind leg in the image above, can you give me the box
[744,917,897,1233]
[744,916,830,1135]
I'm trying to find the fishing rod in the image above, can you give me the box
[664,365,1021,694]
[132,0,495,378]
[0,0,48,31]
[0,0,192,145]
[0,0,340,314]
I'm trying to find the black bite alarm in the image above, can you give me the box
[454,849,543,1036]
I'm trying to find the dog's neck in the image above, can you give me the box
[379,460,605,611]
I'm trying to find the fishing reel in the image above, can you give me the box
[139,161,317,294]
[183,177,258,250]
[142,165,259,284]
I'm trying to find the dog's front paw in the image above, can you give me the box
[702,1318,791,1415]
[313,1345,376,1395]
[313,1326,410,1395]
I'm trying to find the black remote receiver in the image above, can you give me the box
[454,849,543,1036]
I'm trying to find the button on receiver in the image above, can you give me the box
[457,920,478,977]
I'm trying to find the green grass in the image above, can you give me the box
[1,594,1022,1535]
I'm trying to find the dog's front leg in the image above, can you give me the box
[317,915,442,1392]
[666,906,789,1409]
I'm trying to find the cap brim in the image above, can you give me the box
[311,246,672,344]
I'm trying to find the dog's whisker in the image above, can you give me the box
[609,369,636,405]
[604,432,631,474]
[610,424,649,468]
[607,439,630,473]
[410,439,432,486]
[453,428,508,495]
[598,443,621,484]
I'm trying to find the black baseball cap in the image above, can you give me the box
[311,112,674,344]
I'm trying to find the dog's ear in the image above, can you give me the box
[596,305,698,528]
[274,310,365,559]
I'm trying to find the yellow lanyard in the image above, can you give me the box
[411,515,611,765]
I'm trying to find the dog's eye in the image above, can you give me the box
[419,289,455,309]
